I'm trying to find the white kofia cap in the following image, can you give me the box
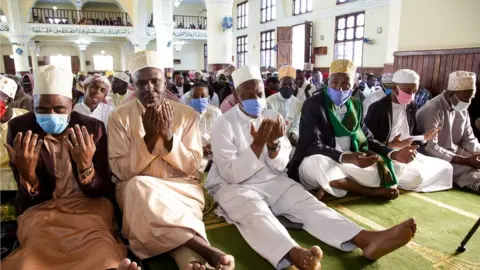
[447,71,476,91]
[129,50,162,75]
[114,72,130,83]
[392,69,420,84]
[33,65,73,99]
[0,76,18,99]
[232,66,263,88]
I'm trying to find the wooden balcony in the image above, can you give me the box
[28,8,132,26]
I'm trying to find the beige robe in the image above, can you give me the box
[2,134,126,270]
[108,99,205,260]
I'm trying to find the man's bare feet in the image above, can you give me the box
[117,258,141,270]
[372,187,399,200]
[187,261,206,270]
[315,188,326,201]
[362,218,416,260]
[287,246,322,270]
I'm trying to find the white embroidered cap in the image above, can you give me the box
[392,69,420,84]
[128,50,162,75]
[447,71,476,91]
[33,65,73,99]
[232,65,263,88]
[114,72,130,83]
[0,76,18,99]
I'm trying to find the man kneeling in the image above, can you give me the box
[205,66,416,270]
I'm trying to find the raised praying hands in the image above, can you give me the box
[64,125,96,171]
[388,134,412,149]
[4,131,42,186]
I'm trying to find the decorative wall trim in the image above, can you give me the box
[0,23,10,32]
[147,27,208,40]
[394,48,480,56]
[27,23,133,37]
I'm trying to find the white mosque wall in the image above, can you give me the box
[398,0,480,51]
[147,40,206,71]
[231,0,393,69]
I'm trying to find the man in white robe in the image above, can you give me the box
[266,65,302,148]
[73,74,114,128]
[107,72,135,107]
[295,69,316,102]
[365,69,453,192]
[205,65,416,270]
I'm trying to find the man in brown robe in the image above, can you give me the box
[108,50,234,270]
[1,65,139,270]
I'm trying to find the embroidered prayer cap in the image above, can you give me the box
[279,65,296,79]
[34,65,73,99]
[0,76,18,99]
[84,74,112,94]
[129,50,162,75]
[447,71,476,91]
[232,65,263,88]
[224,65,237,77]
[392,69,419,84]
[381,73,394,84]
[329,59,356,76]
[304,63,314,71]
[114,72,130,83]
[106,70,115,77]
[77,71,86,76]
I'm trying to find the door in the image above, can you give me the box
[277,26,292,68]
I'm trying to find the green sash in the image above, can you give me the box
[324,90,398,188]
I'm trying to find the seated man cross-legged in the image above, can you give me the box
[289,60,419,201]
[205,65,416,270]
[365,69,453,192]
[1,65,137,270]
[108,51,234,269]
[417,71,480,194]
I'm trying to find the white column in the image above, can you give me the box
[28,42,38,70]
[9,35,31,74]
[119,43,131,71]
[205,0,234,71]
[75,40,90,73]
[152,0,174,69]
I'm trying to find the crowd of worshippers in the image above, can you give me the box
[0,50,479,270]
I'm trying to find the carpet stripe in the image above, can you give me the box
[406,193,479,220]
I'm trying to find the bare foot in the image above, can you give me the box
[288,246,322,270]
[372,188,399,200]
[362,218,416,260]
[187,262,206,270]
[204,250,235,270]
[315,188,326,201]
[117,258,141,270]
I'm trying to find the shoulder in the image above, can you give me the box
[8,112,35,131]
[70,111,105,131]
[302,93,323,112]
[170,100,199,123]
[417,95,442,116]
[207,104,222,117]
[12,108,29,116]
[266,93,278,102]
[368,95,389,110]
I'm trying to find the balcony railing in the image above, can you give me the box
[173,15,206,30]
[28,8,132,26]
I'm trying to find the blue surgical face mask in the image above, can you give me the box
[190,97,209,113]
[241,98,266,117]
[327,87,353,106]
[35,113,70,134]
[385,88,392,95]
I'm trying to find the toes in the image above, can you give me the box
[129,262,138,270]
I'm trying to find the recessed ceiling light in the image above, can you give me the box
[101,50,105,54]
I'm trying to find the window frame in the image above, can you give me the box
[260,0,276,24]
[237,1,248,30]
[334,11,365,67]
[337,0,357,5]
[292,0,313,16]
[236,35,248,68]
[204,44,208,71]
[260,29,276,69]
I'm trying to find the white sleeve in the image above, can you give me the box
[211,117,264,184]
[265,136,292,173]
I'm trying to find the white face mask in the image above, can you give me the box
[452,94,470,111]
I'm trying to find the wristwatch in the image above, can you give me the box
[267,141,281,152]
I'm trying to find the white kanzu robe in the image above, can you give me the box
[205,105,362,269]
[73,101,114,128]
[266,93,302,136]
[198,104,222,171]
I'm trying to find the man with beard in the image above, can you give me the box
[73,74,114,128]
[295,69,316,102]
[108,72,135,107]
[266,66,302,147]
[108,51,234,269]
